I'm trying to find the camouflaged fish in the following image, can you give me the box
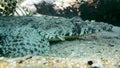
[0,16,113,57]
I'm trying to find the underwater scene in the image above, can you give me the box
[0,0,120,68]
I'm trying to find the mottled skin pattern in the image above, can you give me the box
[0,0,17,16]
[0,16,113,57]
